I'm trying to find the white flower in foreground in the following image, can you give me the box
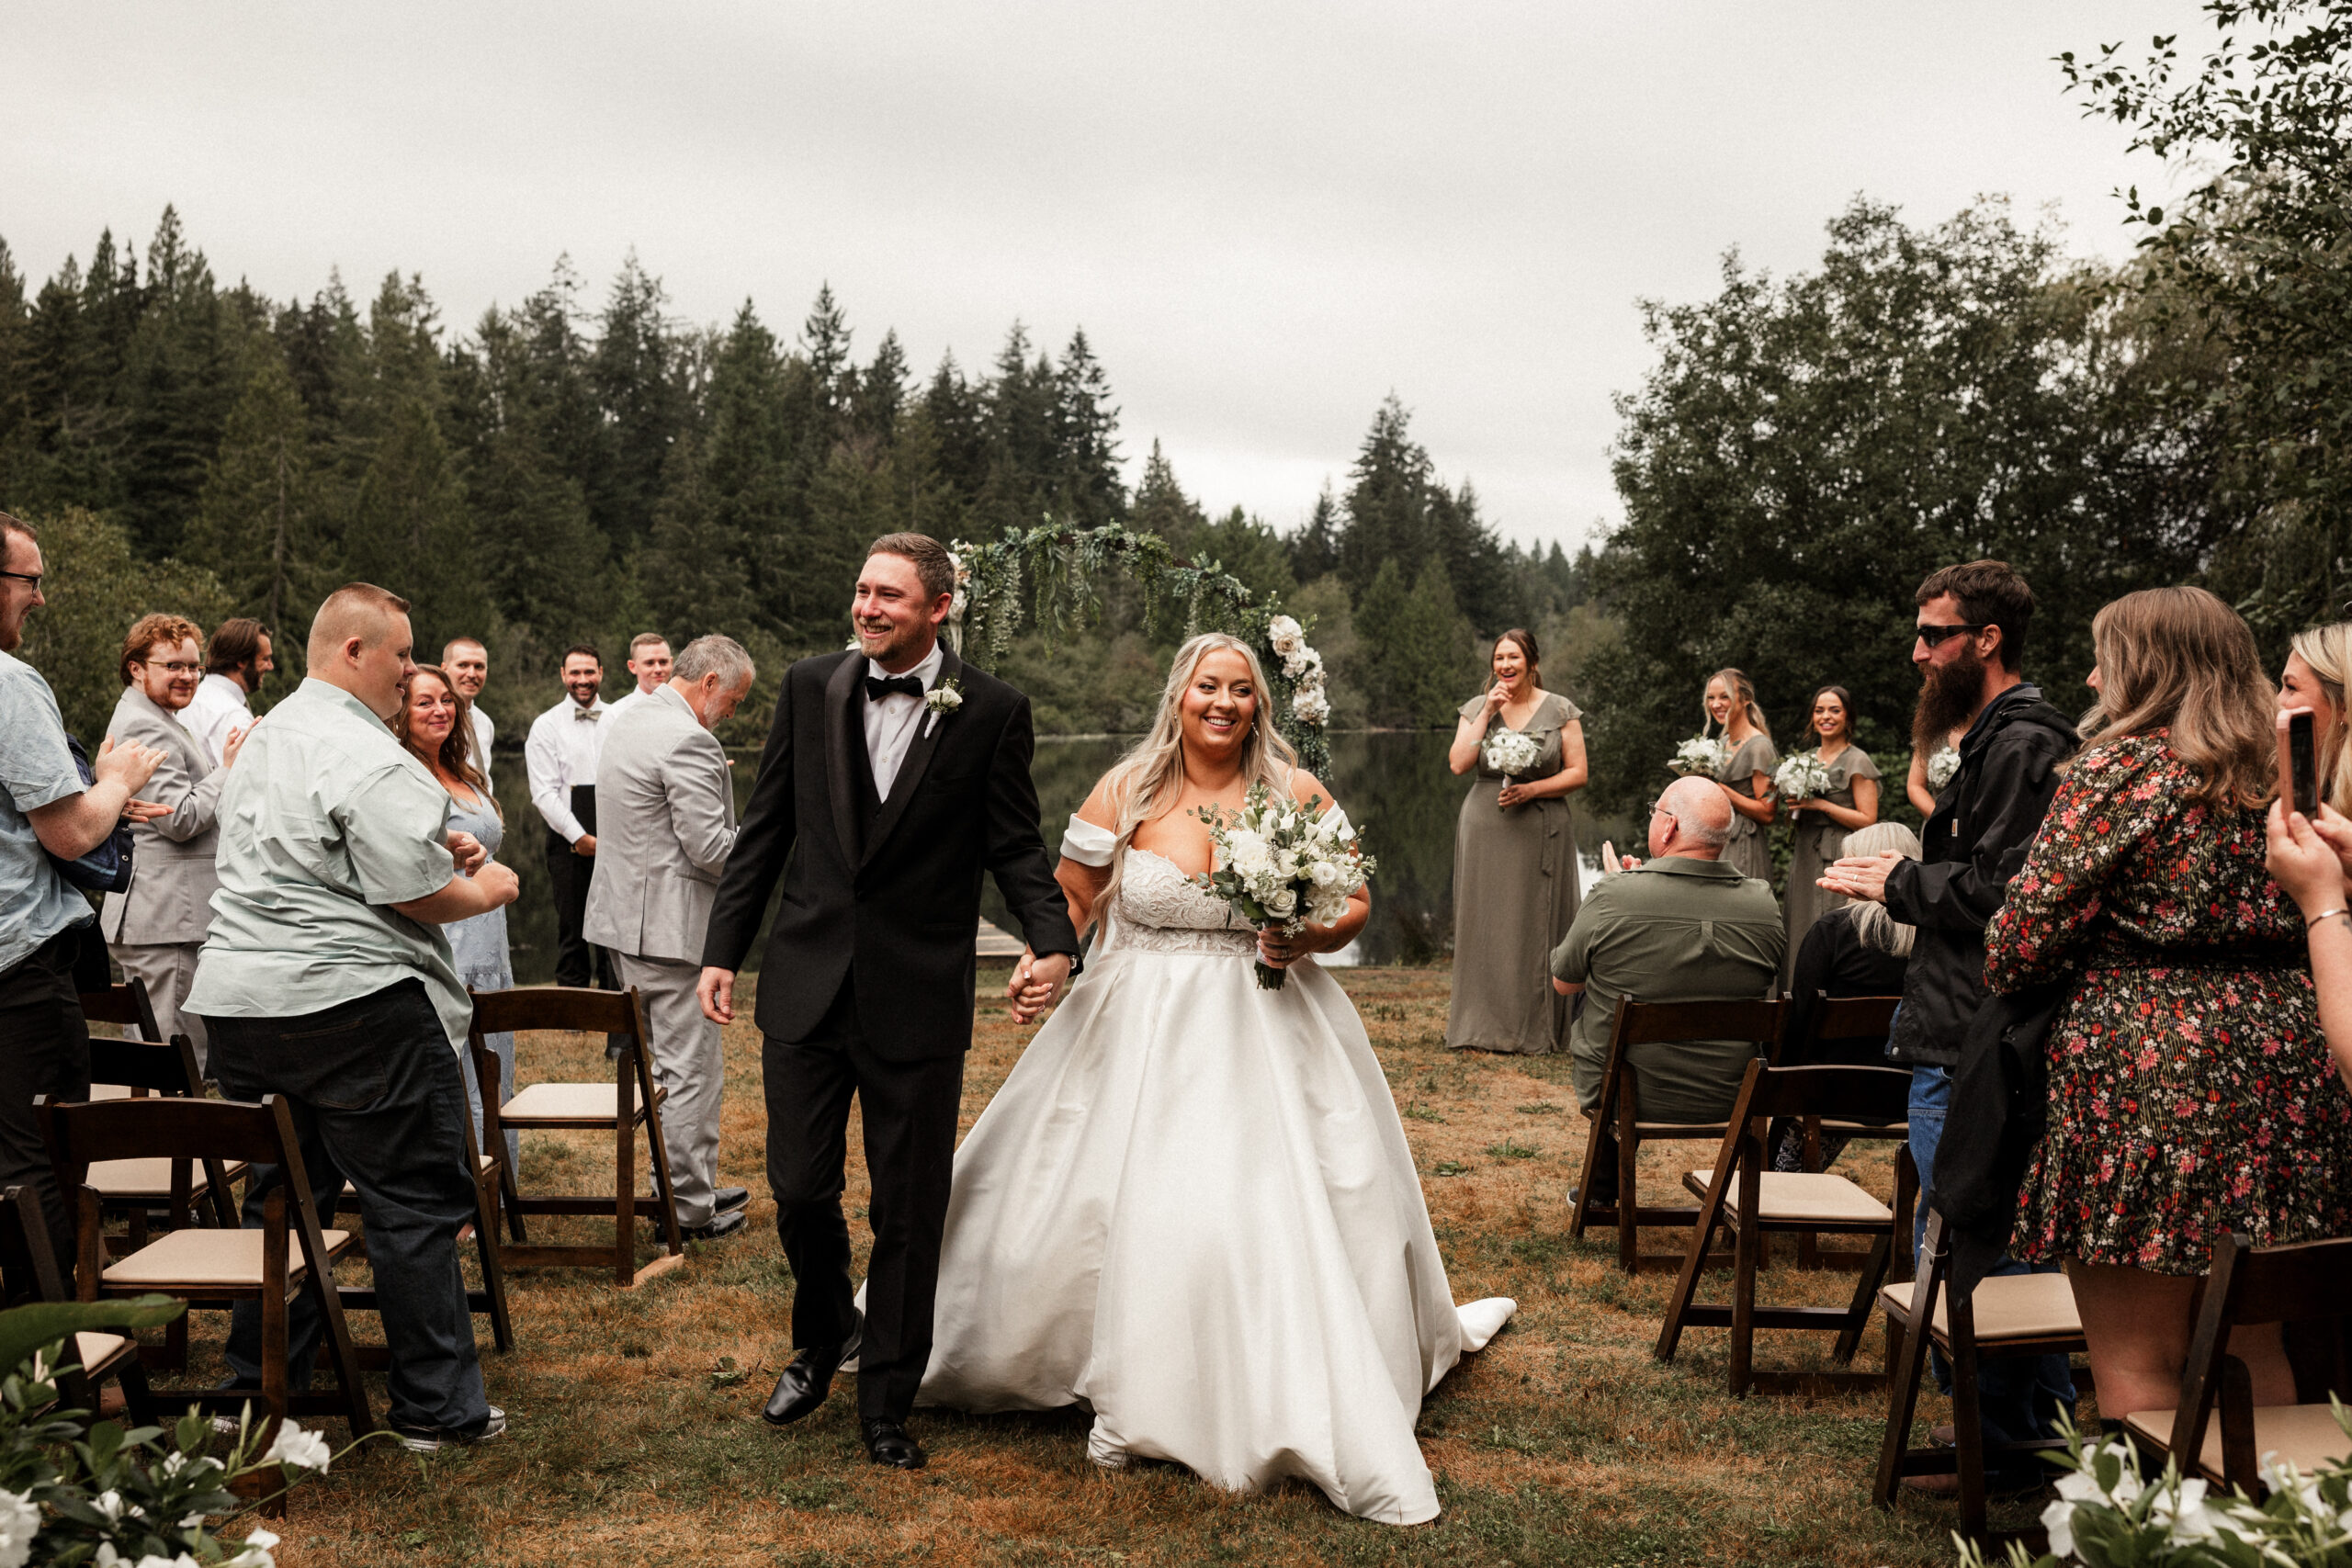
[2040,1496,2077,1560]
[1266,887,1298,918]
[2148,1475,2221,1543]
[263,1423,333,1472]
[0,1488,36,1568]
[221,1527,282,1568]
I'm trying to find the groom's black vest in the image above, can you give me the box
[702,647,1080,1058]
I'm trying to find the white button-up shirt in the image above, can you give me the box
[468,705,496,793]
[605,683,661,723]
[864,642,944,801]
[181,672,251,767]
[525,694,607,842]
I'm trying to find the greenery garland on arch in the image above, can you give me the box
[944,519,1334,773]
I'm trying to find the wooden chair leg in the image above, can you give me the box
[1615,1081,1640,1274]
[615,1077,638,1287]
[474,1164,514,1353]
[637,1048,684,1258]
[114,1354,158,1427]
[1655,1149,1738,1364]
[1872,1297,1934,1506]
[499,1152,527,1244]
[1949,1293,1989,1542]
[1833,1231,1894,1366]
[1796,1117,1823,1269]
[1729,1193,1760,1396]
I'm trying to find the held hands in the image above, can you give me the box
[698,967,737,1025]
[2267,800,2352,916]
[1817,849,1905,904]
[1006,949,1074,1024]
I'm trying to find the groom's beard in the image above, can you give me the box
[1914,646,1986,756]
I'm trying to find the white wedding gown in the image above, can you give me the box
[912,821,1515,1525]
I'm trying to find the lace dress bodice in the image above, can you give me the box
[1102,849,1258,958]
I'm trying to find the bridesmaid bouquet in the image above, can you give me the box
[1926,745,1961,792]
[1772,752,1835,803]
[1481,728,1543,780]
[1191,783,1377,990]
[1668,736,1727,776]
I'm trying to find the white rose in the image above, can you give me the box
[1227,833,1272,878]
[1309,859,1341,886]
[1267,615,1304,657]
[1266,887,1298,917]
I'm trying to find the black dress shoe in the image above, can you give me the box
[863,1417,927,1470]
[761,1315,862,1427]
[713,1186,750,1213]
[683,1208,747,1241]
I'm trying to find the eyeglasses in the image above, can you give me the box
[1915,623,1986,649]
[0,570,40,589]
[137,660,203,675]
[1645,797,1672,818]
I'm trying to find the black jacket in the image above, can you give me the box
[700,647,1080,1058]
[1883,682,2077,1068]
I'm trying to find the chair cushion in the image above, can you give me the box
[2124,1404,2352,1478]
[101,1226,353,1290]
[88,1084,134,1101]
[87,1158,211,1200]
[1879,1273,2083,1342]
[500,1082,662,1122]
[32,1333,133,1382]
[1683,1170,1893,1224]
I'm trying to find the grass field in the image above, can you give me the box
[184,966,2049,1568]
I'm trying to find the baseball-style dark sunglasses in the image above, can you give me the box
[1915,622,1986,648]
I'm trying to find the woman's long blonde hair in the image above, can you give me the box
[2080,586,2276,808]
[1094,633,1296,908]
[2290,621,2352,817]
[1704,667,1771,743]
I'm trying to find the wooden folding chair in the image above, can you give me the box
[1655,1058,1914,1394]
[0,1185,156,1424]
[42,1094,372,1506]
[1873,1209,2087,1541]
[1782,994,1905,1269]
[2120,1232,2352,1496]
[78,978,164,1045]
[1568,998,1783,1272]
[471,987,684,1287]
[332,1104,514,1355]
[83,1034,243,1234]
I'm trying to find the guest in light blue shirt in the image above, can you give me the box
[188,581,522,1450]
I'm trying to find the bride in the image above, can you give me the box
[912,632,1514,1525]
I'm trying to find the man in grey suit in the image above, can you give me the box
[585,634,756,1239]
[101,614,239,1064]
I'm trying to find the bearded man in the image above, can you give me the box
[1817,558,2077,1484]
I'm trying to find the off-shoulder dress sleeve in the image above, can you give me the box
[1060,815,1117,867]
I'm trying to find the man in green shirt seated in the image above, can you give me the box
[1549,774,1784,1200]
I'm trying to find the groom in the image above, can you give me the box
[698,532,1081,1471]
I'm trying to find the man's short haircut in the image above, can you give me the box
[207,617,272,676]
[628,632,671,657]
[306,585,410,666]
[865,532,956,602]
[443,636,487,660]
[1917,559,2033,671]
[673,634,754,688]
[0,512,34,555]
[119,613,205,685]
[560,643,602,670]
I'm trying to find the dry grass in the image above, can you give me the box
[167,967,2052,1567]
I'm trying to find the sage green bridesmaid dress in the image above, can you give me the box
[1714,732,1780,884]
[1781,745,1882,984]
[1445,692,1582,1055]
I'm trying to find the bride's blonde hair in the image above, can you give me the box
[1095,632,1297,908]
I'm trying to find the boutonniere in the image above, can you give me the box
[923,676,964,734]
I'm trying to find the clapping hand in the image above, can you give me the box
[1598,840,1641,874]
[221,722,253,770]
[1818,849,1904,903]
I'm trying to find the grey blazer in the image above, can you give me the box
[99,685,226,947]
[583,685,739,964]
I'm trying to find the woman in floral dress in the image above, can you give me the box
[1986,587,2352,1423]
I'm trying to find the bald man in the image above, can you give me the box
[188,582,520,1452]
[1549,775,1783,1198]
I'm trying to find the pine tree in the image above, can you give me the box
[640,431,760,640]
[1290,485,1341,584]
[1355,557,1472,727]
[1053,328,1124,526]
[343,397,488,655]
[187,352,329,638]
[1129,441,1205,553]
[589,252,686,548]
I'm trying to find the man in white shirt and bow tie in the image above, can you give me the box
[525,645,616,990]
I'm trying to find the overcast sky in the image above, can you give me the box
[8,2,2209,551]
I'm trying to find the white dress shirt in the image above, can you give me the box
[605,683,661,724]
[525,694,607,842]
[468,705,496,793]
[863,642,944,801]
[181,672,252,767]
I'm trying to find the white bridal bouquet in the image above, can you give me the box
[1926,744,1961,792]
[1772,751,1835,803]
[1482,728,1544,781]
[1668,735,1727,777]
[1191,782,1376,991]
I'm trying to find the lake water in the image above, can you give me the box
[498,731,1632,982]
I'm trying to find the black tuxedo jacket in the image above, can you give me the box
[701,646,1080,1058]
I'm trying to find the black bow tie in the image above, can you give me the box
[865,674,923,702]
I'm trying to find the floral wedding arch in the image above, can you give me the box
[941,519,1335,772]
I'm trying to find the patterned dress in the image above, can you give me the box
[1987,731,2352,1275]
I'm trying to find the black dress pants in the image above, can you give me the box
[0,925,94,1277]
[544,782,615,991]
[764,983,963,1424]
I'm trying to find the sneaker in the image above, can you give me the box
[393,1404,507,1454]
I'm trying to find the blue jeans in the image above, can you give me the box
[1908,1063,2075,1448]
[204,978,490,1434]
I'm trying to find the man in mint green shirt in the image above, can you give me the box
[1551,775,1784,1140]
[188,582,519,1451]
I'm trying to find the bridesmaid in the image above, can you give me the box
[1444,628,1589,1054]
[1905,728,1962,817]
[1705,669,1778,883]
[395,665,519,1169]
[1780,685,1881,981]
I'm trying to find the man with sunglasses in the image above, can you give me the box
[1819,558,2078,1489]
